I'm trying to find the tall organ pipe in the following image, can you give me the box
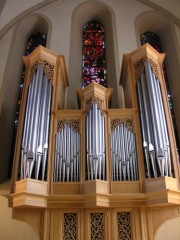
[42,82,52,180]
[27,64,44,178]
[137,61,172,177]
[20,63,52,180]
[86,102,106,180]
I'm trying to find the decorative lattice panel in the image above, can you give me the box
[90,213,104,240]
[63,213,77,240]
[117,212,131,240]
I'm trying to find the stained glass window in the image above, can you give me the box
[140,31,180,159]
[82,21,107,88]
[10,33,47,175]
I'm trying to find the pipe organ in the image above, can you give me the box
[10,44,180,240]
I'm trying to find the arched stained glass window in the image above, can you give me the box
[82,21,107,88]
[10,33,47,175]
[26,32,47,56]
[140,31,162,53]
[140,31,180,158]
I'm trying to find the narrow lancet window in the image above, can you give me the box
[82,21,107,88]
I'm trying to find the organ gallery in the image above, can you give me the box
[9,42,180,240]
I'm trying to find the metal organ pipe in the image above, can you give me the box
[20,63,52,180]
[53,122,80,182]
[137,61,172,177]
[111,122,138,181]
[86,102,106,180]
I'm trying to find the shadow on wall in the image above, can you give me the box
[155,217,180,240]
[0,195,39,240]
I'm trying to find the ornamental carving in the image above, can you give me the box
[57,119,80,133]
[91,213,104,240]
[133,57,160,81]
[117,212,132,240]
[29,59,54,84]
[86,97,104,114]
[64,213,77,240]
[110,118,134,132]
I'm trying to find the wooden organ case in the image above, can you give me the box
[10,44,180,240]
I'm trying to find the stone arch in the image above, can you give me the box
[67,0,120,109]
[0,13,51,183]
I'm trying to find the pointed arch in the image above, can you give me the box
[68,1,120,109]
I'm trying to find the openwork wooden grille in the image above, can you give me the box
[133,58,159,81]
[117,212,131,240]
[57,119,80,133]
[29,59,55,84]
[90,213,104,240]
[110,118,134,132]
[86,97,104,113]
[63,213,77,240]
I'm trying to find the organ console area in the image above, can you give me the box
[10,44,180,240]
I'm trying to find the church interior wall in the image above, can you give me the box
[0,0,180,239]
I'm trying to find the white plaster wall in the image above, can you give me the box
[0,28,13,113]
[155,217,180,240]
[150,0,180,19]
[0,0,44,29]
[0,196,39,240]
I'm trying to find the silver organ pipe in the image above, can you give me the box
[86,102,106,180]
[54,121,80,182]
[20,63,52,180]
[137,61,172,178]
[111,122,138,181]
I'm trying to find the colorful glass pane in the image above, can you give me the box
[82,21,106,88]
[83,46,105,60]
[140,31,180,159]
[83,32,104,45]
[140,32,162,53]
[26,32,46,56]
[84,21,104,32]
